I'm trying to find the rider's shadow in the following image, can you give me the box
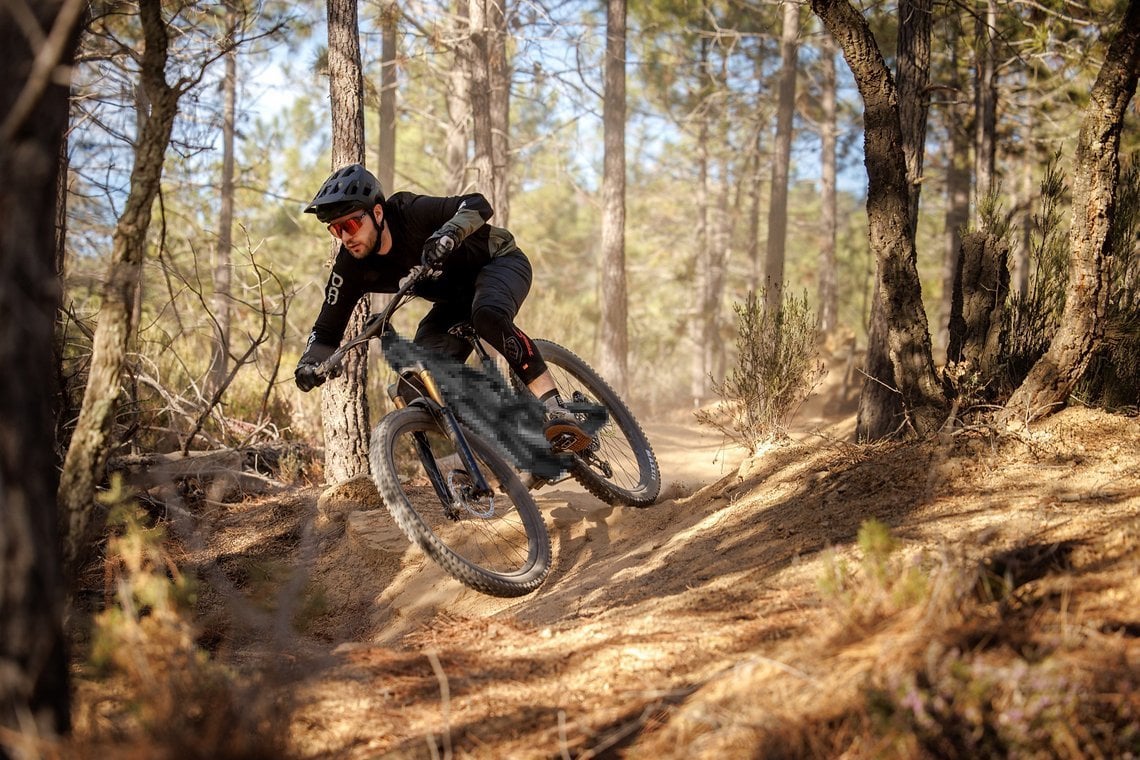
[541,499,616,595]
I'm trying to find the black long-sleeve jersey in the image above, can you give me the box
[301,191,519,363]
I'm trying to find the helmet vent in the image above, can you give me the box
[304,163,385,221]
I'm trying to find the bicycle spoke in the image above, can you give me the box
[372,407,551,596]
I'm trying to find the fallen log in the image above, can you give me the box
[107,443,318,503]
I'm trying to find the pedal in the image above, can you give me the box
[550,432,577,451]
[548,428,592,453]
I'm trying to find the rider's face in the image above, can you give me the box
[328,206,382,259]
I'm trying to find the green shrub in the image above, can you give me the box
[865,644,1138,758]
[999,152,1069,393]
[695,289,824,452]
[996,149,1140,410]
[818,519,929,623]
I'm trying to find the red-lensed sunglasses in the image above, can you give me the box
[327,210,369,238]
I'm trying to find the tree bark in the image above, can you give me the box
[764,0,800,316]
[690,39,711,407]
[209,11,237,396]
[856,282,904,437]
[818,32,839,335]
[445,0,469,194]
[59,0,181,570]
[1013,120,1034,300]
[855,0,932,438]
[599,0,628,396]
[746,53,766,294]
[896,0,932,234]
[812,0,948,438]
[487,0,511,226]
[974,0,997,209]
[1004,0,1140,421]
[322,0,371,482]
[466,0,494,197]
[947,230,1010,378]
[938,14,971,362]
[0,0,82,740]
[710,163,731,382]
[378,0,398,195]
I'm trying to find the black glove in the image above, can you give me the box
[294,361,325,392]
[422,229,458,269]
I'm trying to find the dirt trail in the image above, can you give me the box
[274,397,1139,759]
[69,371,1136,759]
[308,416,752,648]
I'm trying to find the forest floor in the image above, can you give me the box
[64,364,1140,759]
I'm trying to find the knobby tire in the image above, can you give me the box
[532,340,661,507]
[370,406,551,597]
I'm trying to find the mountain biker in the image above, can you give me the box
[293,163,592,453]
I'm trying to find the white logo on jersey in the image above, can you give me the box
[326,272,344,305]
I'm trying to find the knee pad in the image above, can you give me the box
[471,306,546,385]
[471,304,512,342]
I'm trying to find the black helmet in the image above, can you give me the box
[304,163,384,223]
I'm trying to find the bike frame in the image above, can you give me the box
[314,271,495,503]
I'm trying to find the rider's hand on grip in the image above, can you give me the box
[399,264,442,291]
[294,361,324,392]
[422,229,458,269]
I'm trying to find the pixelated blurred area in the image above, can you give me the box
[381,332,605,480]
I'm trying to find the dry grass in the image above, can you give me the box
[59,406,1140,758]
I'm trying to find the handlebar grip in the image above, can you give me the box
[314,357,343,380]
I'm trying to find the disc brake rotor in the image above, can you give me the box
[448,469,496,518]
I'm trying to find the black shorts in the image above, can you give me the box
[413,252,546,383]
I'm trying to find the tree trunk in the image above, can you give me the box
[764,0,800,316]
[209,16,237,396]
[690,40,711,408]
[818,32,839,335]
[974,0,997,209]
[710,163,731,382]
[855,0,933,437]
[59,0,181,570]
[488,0,511,226]
[1013,120,1034,299]
[466,0,493,196]
[322,0,371,482]
[938,15,971,362]
[378,0,398,195]
[1004,0,1140,421]
[947,230,1010,378]
[445,0,469,194]
[746,56,765,294]
[812,0,947,438]
[0,0,82,740]
[896,0,932,234]
[55,142,70,280]
[599,0,628,396]
[856,281,904,438]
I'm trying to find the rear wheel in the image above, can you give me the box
[531,340,661,507]
[370,406,551,597]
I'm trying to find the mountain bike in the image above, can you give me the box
[313,268,660,596]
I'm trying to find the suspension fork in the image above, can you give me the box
[404,367,495,501]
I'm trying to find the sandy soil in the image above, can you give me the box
[68,379,1140,759]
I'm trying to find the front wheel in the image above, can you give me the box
[532,340,661,507]
[370,406,551,597]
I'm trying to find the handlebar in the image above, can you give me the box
[312,265,432,379]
